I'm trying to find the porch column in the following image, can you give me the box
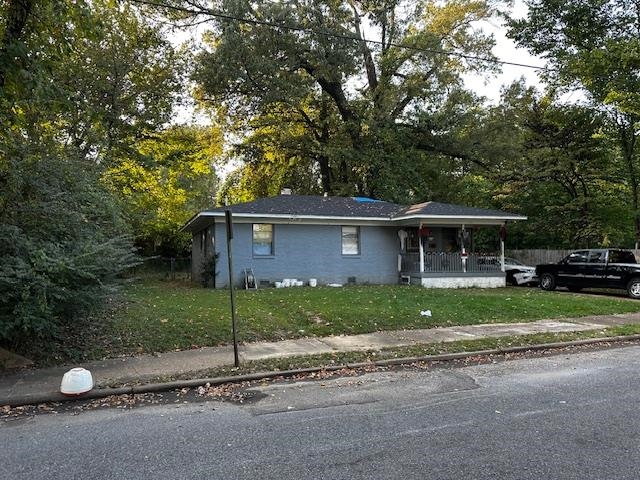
[419,233,425,273]
[500,239,505,271]
[461,224,467,273]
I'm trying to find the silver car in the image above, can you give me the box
[504,257,537,286]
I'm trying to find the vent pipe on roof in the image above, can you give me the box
[281,188,292,195]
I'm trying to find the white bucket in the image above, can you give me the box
[309,278,317,287]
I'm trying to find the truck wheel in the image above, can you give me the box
[627,278,640,299]
[539,273,556,291]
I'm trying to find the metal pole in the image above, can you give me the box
[225,210,239,367]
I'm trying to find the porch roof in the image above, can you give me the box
[392,201,527,225]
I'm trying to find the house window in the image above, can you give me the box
[342,226,360,255]
[253,224,273,256]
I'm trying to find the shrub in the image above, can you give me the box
[0,155,139,346]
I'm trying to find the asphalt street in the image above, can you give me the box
[3,345,640,479]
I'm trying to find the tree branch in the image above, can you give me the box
[347,0,378,93]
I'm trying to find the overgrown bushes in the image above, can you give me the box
[0,155,138,346]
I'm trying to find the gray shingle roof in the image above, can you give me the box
[182,195,526,232]
[205,195,404,218]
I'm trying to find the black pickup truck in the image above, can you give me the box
[536,249,640,298]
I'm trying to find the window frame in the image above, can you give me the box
[566,251,589,264]
[252,223,274,257]
[341,226,360,256]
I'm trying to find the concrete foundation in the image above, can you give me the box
[418,276,506,289]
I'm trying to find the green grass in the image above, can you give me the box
[102,281,640,357]
[21,280,640,367]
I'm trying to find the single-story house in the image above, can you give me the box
[181,193,527,288]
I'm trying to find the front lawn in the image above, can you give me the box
[99,281,640,358]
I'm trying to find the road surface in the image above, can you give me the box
[3,345,640,479]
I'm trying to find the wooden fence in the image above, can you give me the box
[507,249,640,266]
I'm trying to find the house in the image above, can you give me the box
[181,193,527,288]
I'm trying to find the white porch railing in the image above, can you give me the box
[400,252,502,274]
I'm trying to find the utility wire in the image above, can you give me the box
[133,0,549,71]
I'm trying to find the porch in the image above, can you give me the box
[398,251,506,288]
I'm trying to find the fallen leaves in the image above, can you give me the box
[0,393,165,421]
[179,381,253,403]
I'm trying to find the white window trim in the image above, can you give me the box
[341,226,360,256]
[253,223,274,256]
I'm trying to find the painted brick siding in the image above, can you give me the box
[210,222,400,287]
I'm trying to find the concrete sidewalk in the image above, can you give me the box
[2,312,640,406]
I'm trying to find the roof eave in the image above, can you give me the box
[181,211,528,232]
[392,214,527,224]
[180,211,396,231]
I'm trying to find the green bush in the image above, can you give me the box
[0,155,139,345]
[200,252,220,288]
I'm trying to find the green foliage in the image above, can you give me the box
[456,82,630,248]
[188,0,500,199]
[199,252,220,288]
[0,0,183,345]
[508,0,640,243]
[0,154,138,344]
[55,0,183,162]
[104,125,222,256]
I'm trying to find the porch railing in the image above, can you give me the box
[400,252,502,274]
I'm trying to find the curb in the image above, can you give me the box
[3,334,640,408]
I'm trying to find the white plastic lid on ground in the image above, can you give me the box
[60,367,94,395]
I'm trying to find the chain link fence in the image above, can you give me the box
[125,256,192,281]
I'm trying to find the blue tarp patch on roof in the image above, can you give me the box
[352,197,382,203]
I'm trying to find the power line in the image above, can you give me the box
[134,0,549,71]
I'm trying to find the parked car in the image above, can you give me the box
[504,257,537,286]
[535,249,640,298]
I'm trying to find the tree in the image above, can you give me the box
[149,0,503,200]
[103,125,222,256]
[507,0,640,245]
[56,0,183,163]
[475,82,630,248]
[0,0,184,345]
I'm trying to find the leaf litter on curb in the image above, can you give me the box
[1,339,631,422]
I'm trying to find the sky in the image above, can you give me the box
[463,0,545,102]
